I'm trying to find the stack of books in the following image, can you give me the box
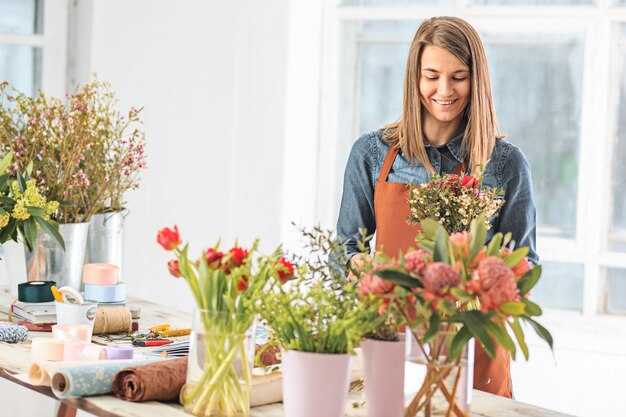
[11,301,57,331]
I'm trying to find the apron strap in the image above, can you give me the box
[377,145,400,184]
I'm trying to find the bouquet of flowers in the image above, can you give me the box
[0,77,146,223]
[0,153,63,251]
[358,217,552,417]
[408,173,504,233]
[157,225,292,417]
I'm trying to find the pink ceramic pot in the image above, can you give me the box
[361,337,406,417]
[282,350,352,417]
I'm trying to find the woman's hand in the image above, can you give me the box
[347,253,373,282]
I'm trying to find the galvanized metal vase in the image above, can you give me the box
[24,222,90,290]
[85,209,128,276]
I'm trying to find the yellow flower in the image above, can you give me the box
[45,200,59,215]
[11,199,30,220]
[0,213,9,228]
[11,180,20,196]
[24,180,46,207]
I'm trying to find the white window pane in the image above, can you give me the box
[605,268,626,314]
[531,262,584,310]
[0,44,42,96]
[0,0,42,35]
[484,33,584,239]
[340,0,438,5]
[609,25,626,251]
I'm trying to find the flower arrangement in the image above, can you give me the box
[0,77,146,223]
[358,217,552,417]
[157,225,293,417]
[408,173,504,233]
[257,226,384,354]
[0,153,63,251]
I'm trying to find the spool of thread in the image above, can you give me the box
[57,286,84,305]
[31,338,65,361]
[52,324,92,343]
[84,283,126,303]
[0,322,28,343]
[18,281,56,303]
[93,307,132,335]
[83,263,120,286]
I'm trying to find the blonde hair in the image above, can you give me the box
[382,16,501,174]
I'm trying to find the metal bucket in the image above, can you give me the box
[24,222,90,290]
[85,209,127,277]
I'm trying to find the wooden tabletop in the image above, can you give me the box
[0,286,574,417]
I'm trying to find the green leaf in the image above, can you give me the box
[0,173,10,192]
[522,316,554,352]
[433,229,449,263]
[461,311,495,358]
[503,247,529,268]
[509,317,529,360]
[59,201,72,208]
[35,217,65,251]
[469,217,487,260]
[486,233,502,257]
[0,153,13,174]
[0,196,15,206]
[25,206,45,217]
[375,269,423,289]
[16,172,26,193]
[420,218,443,240]
[518,265,542,296]
[25,161,33,177]
[23,217,37,251]
[502,232,512,248]
[423,312,440,344]
[523,299,542,316]
[485,321,516,359]
[0,217,16,244]
[499,301,525,316]
[450,326,473,360]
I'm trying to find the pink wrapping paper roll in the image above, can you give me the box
[83,263,120,286]
[52,324,92,342]
[31,338,65,361]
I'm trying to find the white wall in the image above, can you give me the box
[74,0,290,312]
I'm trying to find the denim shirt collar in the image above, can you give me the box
[423,132,465,163]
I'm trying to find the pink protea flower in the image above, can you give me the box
[470,256,520,312]
[404,249,429,275]
[449,231,471,258]
[499,247,533,280]
[421,262,460,297]
[357,270,394,297]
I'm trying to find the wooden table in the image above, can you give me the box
[0,286,574,417]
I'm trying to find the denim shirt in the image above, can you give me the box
[336,130,538,264]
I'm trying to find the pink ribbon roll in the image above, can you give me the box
[82,263,120,286]
[31,338,65,361]
[52,323,92,343]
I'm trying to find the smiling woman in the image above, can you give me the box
[336,16,537,400]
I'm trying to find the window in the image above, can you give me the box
[328,1,626,315]
[0,0,68,97]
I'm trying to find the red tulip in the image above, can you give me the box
[204,248,224,269]
[236,275,249,291]
[167,259,182,278]
[228,247,249,268]
[461,175,478,189]
[276,257,295,283]
[157,225,181,251]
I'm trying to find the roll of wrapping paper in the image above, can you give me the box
[93,306,132,334]
[18,281,56,303]
[112,357,187,402]
[29,358,147,386]
[51,359,157,398]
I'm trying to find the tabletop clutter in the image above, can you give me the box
[1,261,290,408]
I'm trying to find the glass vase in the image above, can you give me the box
[404,327,474,417]
[183,309,256,417]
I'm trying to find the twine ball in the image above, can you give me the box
[0,322,28,343]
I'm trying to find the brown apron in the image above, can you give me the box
[373,144,512,398]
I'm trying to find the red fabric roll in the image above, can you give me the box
[112,357,188,402]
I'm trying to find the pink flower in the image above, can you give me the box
[470,256,520,312]
[421,262,460,296]
[449,232,471,258]
[404,249,429,275]
[357,269,394,297]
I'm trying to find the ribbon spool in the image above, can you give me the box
[18,281,56,303]
[52,324,92,343]
[31,338,65,361]
[93,307,132,335]
[84,283,126,303]
[83,263,120,286]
